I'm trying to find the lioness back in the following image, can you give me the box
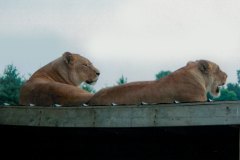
[19,52,100,106]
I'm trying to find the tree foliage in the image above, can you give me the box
[155,71,171,80]
[81,83,96,93]
[226,83,240,100]
[117,75,127,85]
[0,64,25,105]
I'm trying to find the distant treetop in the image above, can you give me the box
[117,75,127,85]
[155,70,172,80]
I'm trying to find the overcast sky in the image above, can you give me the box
[0,0,240,90]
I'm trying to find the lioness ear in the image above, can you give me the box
[198,60,209,74]
[63,52,74,65]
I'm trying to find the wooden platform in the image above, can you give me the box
[0,101,240,127]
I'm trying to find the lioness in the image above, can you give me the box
[88,60,227,106]
[19,52,100,106]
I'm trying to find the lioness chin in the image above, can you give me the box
[19,52,100,106]
[88,60,227,106]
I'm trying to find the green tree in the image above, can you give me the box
[227,83,240,100]
[117,75,127,85]
[155,71,171,80]
[0,64,25,105]
[81,82,96,93]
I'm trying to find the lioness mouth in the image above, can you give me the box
[86,80,93,84]
[86,79,98,85]
[216,84,224,93]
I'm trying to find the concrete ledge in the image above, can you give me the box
[0,101,240,127]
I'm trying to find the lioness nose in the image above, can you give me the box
[96,72,100,76]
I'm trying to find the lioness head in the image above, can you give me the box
[196,60,227,97]
[62,52,100,86]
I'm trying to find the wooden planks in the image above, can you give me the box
[0,101,240,127]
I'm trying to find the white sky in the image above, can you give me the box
[0,0,240,90]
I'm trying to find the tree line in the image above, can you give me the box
[0,64,240,105]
